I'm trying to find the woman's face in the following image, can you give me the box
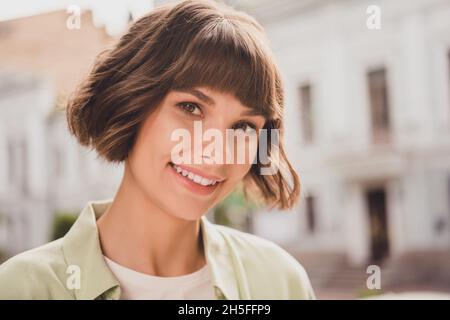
[126,86,266,221]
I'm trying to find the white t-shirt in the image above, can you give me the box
[103,256,217,300]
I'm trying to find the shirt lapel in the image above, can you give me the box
[61,199,243,300]
[200,215,242,300]
[61,200,120,300]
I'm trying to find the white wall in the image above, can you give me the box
[0,71,123,254]
[251,0,450,263]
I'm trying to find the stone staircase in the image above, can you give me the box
[281,250,358,298]
[284,247,450,299]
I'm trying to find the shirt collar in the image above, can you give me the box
[61,199,241,300]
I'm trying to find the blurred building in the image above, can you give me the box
[243,0,450,290]
[0,10,123,256]
[1,0,450,297]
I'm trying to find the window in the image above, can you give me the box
[448,177,450,220]
[7,139,15,184]
[367,68,391,143]
[19,139,28,195]
[305,195,316,233]
[7,138,28,195]
[448,50,450,114]
[298,84,314,144]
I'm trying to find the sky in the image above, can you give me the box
[0,0,155,35]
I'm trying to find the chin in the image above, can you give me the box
[170,208,206,222]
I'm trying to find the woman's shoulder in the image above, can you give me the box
[213,224,316,299]
[0,239,71,299]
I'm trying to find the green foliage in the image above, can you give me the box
[213,186,261,230]
[0,247,6,264]
[51,211,78,240]
[0,212,7,262]
[357,288,384,299]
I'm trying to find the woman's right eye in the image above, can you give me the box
[176,102,203,117]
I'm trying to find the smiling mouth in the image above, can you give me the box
[168,162,224,194]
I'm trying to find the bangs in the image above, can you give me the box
[167,18,280,121]
[66,0,299,209]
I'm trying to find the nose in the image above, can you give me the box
[195,117,257,167]
[195,116,229,166]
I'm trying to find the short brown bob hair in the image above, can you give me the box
[66,0,300,210]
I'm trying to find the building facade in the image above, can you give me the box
[247,0,450,269]
[0,10,122,256]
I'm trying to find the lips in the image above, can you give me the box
[173,164,220,186]
[168,162,223,196]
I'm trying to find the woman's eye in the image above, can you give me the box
[177,102,202,116]
[233,122,257,134]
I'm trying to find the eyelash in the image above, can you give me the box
[177,102,203,117]
[176,102,258,132]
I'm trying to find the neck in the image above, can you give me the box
[97,164,206,277]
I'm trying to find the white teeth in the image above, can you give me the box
[172,164,219,187]
[193,175,202,183]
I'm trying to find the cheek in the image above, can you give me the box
[229,164,251,184]
[133,113,183,164]
[219,164,252,193]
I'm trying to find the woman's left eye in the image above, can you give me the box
[177,102,203,116]
[233,122,257,133]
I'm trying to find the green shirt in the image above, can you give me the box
[0,200,316,300]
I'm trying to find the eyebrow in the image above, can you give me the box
[174,88,266,118]
[174,88,216,106]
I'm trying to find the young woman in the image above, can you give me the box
[0,0,315,300]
